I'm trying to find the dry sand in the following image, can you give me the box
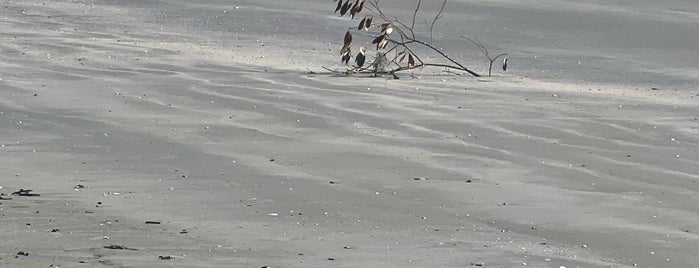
[1,0,698,267]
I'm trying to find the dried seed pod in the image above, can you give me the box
[342,52,351,64]
[397,51,406,62]
[408,54,416,68]
[378,37,389,49]
[364,17,372,30]
[350,0,361,18]
[340,45,351,56]
[378,22,390,32]
[355,47,367,67]
[340,0,351,16]
[354,0,364,14]
[371,34,384,44]
[334,0,343,13]
[344,31,352,46]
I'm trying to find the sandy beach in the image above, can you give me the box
[1,0,698,267]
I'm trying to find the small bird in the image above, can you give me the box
[355,47,367,68]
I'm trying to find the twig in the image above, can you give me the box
[411,0,421,32]
[332,0,485,77]
[460,35,507,77]
[430,0,448,45]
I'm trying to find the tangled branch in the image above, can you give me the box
[329,0,499,78]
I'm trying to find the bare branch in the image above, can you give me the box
[461,35,508,77]
[411,0,421,31]
[329,0,489,78]
[430,0,448,45]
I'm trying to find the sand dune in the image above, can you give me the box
[1,0,698,267]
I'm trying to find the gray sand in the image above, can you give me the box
[1,0,698,267]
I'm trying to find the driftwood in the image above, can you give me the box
[330,0,508,78]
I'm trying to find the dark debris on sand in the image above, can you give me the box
[104,245,138,250]
[11,189,40,196]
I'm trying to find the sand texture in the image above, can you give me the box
[1,0,698,267]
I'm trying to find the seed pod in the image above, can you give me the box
[334,0,343,13]
[340,0,351,16]
[364,17,372,30]
[397,51,406,62]
[408,54,416,68]
[358,18,366,30]
[344,31,352,46]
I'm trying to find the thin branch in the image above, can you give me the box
[331,0,484,78]
[391,38,480,77]
[460,35,488,57]
[411,0,421,31]
[430,0,448,45]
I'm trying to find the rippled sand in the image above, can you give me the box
[1,1,698,267]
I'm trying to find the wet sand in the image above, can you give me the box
[1,0,698,267]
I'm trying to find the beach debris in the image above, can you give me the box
[0,193,11,200]
[180,229,188,234]
[341,31,352,64]
[268,213,279,217]
[104,245,137,250]
[11,189,40,196]
[74,184,85,191]
[327,257,336,261]
[461,36,508,77]
[50,228,60,232]
[145,221,161,225]
[328,1,485,77]
[158,255,175,260]
[413,177,427,181]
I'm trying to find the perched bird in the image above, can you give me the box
[355,47,367,68]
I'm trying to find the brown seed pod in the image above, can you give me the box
[354,0,364,14]
[378,37,389,49]
[335,0,343,13]
[340,1,351,16]
[364,17,372,30]
[344,31,352,46]
[408,54,416,68]
[397,51,406,62]
[378,22,390,32]
[371,34,384,44]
